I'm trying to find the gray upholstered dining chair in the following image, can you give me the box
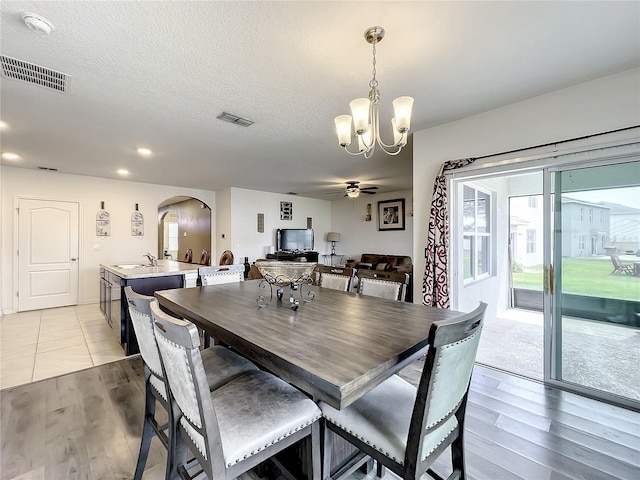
[320,302,487,480]
[150,302,322,480]
[198,264,245,286]
[317,265,355,292]
[197,264,246,346]
[357,269,410,301]
[124,287,258,480]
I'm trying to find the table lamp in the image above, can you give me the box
[326,232,340,255]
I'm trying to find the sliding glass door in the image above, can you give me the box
[546,160,640,408]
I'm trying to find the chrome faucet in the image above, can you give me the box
[144,253,158,266]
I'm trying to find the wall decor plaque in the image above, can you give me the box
[96,202,111,236]
[131,211,144,236]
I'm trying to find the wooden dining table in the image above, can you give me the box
[155,279,464,410]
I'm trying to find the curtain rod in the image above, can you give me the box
[472,125,639,162]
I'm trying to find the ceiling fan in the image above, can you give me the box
[327,181,379,198]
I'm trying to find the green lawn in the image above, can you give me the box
[513,257,640,301]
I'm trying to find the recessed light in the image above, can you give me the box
[0,121,7,129]
[2,152,20,161]
[137,147,152,156]
[117,169,129,175]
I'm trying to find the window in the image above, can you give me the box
[579,235,586,250]
[167,222,179,251]
[580,207,584,221]
[526,229,536,254]
[589,208,593,222]
[462,185,491,281]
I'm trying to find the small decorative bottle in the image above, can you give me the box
[244,256,250,279]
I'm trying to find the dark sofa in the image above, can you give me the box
[347,253,413,274]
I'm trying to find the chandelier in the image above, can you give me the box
[334,26,414,158]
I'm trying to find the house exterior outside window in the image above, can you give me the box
[463,185,492,281]
[526,229,536,254]
[561,198,610,256]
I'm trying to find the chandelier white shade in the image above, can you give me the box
[334,26,414,158]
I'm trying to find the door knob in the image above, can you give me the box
[71,257,78,261]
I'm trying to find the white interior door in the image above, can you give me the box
[18,199,79,311]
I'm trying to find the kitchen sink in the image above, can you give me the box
[113,264,148,269]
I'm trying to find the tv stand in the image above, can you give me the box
[268,251,319,263]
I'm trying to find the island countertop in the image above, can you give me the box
[100,259,200,279]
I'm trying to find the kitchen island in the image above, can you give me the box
[100,260,199,355]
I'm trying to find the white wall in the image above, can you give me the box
[215,187,232,260]
[1,167,215,313]
[413,67,640,314]
[228,188,332,264]
[330,190,414,262]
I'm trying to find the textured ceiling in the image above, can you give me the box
[1,1,638,199]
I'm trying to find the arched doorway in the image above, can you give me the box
[158,196,212,264]
[160,210,179,259]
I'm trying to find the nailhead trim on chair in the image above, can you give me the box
[181,416,208,460]
[226,414,321,467]
[427,330,480,429]
[149,375,167,401]
[327,416,457,465]
[163,335,207,458]
[326,418,405,465]
[421,422,457,461]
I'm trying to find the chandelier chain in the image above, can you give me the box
[369,41,378,90]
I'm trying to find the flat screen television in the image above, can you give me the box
[276,228,314,252]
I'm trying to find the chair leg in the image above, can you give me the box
[308,422,321,480]
[376,461,386,478]
[322,420,333,480]
[450,435,466,480]
[133,385,157,480]
[165,400,176,480]
[170,427,189,480]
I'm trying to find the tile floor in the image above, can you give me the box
[0,303,125,390]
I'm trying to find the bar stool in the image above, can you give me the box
[320,303,487,480]
[151,302,322,480]
[124,287,258,479]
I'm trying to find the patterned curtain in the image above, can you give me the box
[422,157,476,307]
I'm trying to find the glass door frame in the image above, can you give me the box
[447,139,639,410]
[543,156,640,411]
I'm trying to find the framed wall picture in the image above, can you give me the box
[378,198,405,231]
[280,201,292,221]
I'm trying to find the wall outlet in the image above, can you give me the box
[92,244,101,251]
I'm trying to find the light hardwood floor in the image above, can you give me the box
[1,355,638,480]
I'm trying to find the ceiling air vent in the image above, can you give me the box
[37,166,58,171]
[217,111,254,127]
[0,55,69,93]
